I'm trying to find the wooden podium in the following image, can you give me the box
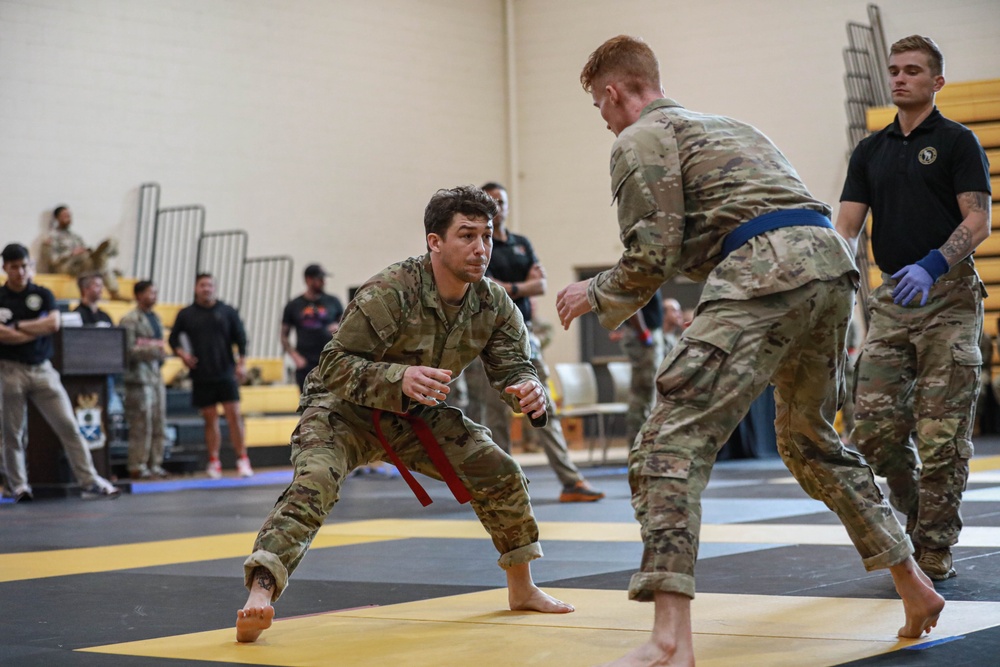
[26,327,126,497]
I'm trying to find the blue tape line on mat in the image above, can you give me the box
[903,635,965,650]
[131,469,293,494]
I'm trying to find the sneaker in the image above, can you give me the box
[206,459,223,480]
[129,468,152,481]
[13,486,33,503]
[917,547,957,581]
[236,456,254,478]
[81,479,121,501]
[559,481,605,503]
[149,466,170,479]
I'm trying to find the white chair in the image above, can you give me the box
[606,361,632,404]
[553,362,628,464]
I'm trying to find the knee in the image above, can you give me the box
[460,447,524,489]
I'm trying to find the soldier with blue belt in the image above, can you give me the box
[556,35,945,667]
[236,186,574,644]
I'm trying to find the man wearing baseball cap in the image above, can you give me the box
[281,263,345,389]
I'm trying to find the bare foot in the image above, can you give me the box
[595,639,694,667]
[508,585,575,614]
[890,557,945,638]
[236,604,274,643]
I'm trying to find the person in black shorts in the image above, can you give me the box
[280,264,344,390]
[169,273,253,479]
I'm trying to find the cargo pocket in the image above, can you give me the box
[655,318,742,409]
[641,453,691,531]
[946,342,981,406]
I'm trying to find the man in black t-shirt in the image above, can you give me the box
[0,243,120,501]
[281,264,344,390]
[169,273,253,480]
[836,35,992,581]
[464,182,604,503]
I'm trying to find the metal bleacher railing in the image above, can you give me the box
[131,183,293,359]
[240,256,294,358]
[132,182,160,280]
[197,230,248,309]
[842,3,891,322]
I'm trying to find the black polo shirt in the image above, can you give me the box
[639,293,663,331]
[487,230,538,325]
[841,107,991,274]
[0,282,57,364]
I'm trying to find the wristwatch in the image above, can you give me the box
[510,283,519,297]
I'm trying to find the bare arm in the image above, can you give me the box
[834,201,870,258]
[940,191,992,266]
[0,324,36,345]
[496,263,547,299]
[18,310,60,336]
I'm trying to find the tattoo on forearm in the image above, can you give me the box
[958,191,990,213]
[253,566,275,591]
[940,225,972,263]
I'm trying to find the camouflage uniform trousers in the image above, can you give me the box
[463,331,583,487]
[244,402,543,600]
[124,381,166,475]
[51,238,120,294]
[851,264,983,550]
[620,327,665,446]
[628,275,910,601]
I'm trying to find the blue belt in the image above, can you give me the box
[720,209,833,260]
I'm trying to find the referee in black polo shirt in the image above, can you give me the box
[835,35,992,582]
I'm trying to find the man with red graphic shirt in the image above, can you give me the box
[281,264,344,390]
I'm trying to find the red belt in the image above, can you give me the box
[371,408,472,507]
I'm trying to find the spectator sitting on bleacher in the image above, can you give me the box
[73,273,113,327]
[41,205,122,300]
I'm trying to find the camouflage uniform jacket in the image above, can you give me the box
[588,98,858,330]
[301,254,538,417]
[43,228,87,268]
[119,307,165,385]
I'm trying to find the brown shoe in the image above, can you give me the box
[917,547,956,581]
[559,481,605,503]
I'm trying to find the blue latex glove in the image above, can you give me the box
[891,249,949,307]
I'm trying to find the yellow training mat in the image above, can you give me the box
[8,519,1000,584]
[79,589,1000,667]
[0,532,396,583]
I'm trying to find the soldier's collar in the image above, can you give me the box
[419,254,482,315]
[640,98,683,117]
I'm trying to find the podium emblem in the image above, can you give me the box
[75,392,106,451]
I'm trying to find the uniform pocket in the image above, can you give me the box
[655,318,742,409]
[641,453,691,531]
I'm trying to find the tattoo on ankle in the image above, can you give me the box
[253,566,275,591]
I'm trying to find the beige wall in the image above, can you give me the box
[0,0,508,298]
[1,0,997,363]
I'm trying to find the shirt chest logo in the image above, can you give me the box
[25,294,43,311]
[918,147,938,165]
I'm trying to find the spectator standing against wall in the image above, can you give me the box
[280,264,344,390]
[0,243,120,501]
[41,205,122,299]
[169,273,254,479]
[837,35,992,581]
[119,280,169,480]
[465,182,604,503]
